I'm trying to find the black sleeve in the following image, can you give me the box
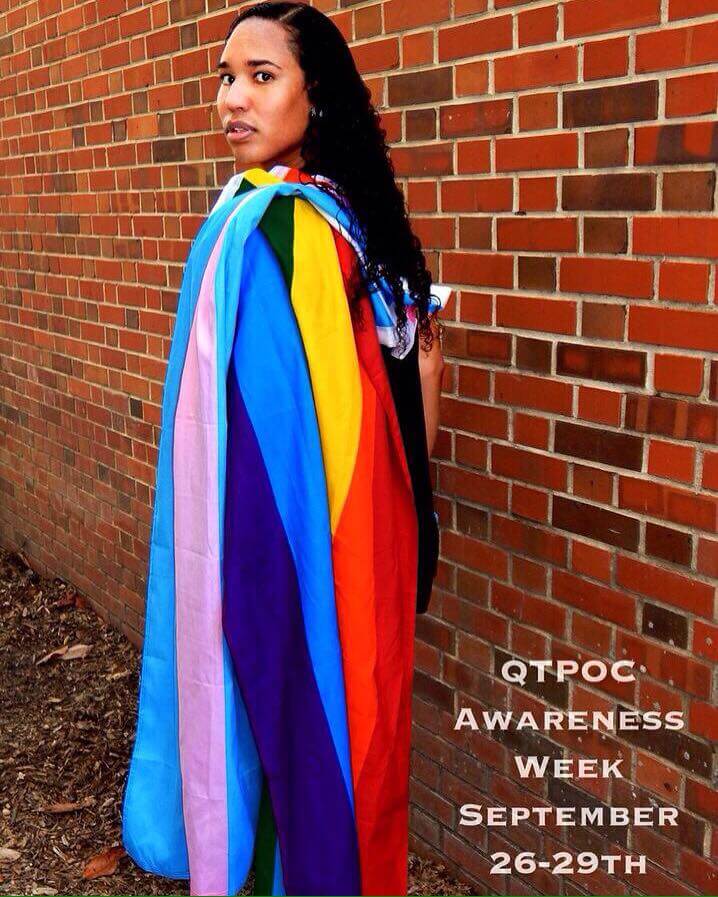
[381,338,439,615]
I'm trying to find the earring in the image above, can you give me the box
[310,105,324,120]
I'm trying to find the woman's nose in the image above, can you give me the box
[225,79,252,110]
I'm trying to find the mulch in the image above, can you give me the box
[0,546,473,897]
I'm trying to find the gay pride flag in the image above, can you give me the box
[122,166,431,895]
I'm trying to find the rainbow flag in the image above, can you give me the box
[121,166,425,895]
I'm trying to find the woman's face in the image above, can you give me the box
[216,18,311,171]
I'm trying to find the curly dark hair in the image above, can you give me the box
[222,0,439,352]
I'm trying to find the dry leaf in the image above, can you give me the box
[0,846,21,863]
[82,845,125,879]
[50,593,76,609]
[40,796,95,814]
[61,643,92,662]
[36,645,69,665]
[32,888,57,895]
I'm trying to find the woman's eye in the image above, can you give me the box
[219,73,233,86]
[255,71,273,83]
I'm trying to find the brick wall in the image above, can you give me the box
[0,1,716,895]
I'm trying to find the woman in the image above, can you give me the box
[121,3,448,896]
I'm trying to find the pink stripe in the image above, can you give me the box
[173,234,229,895]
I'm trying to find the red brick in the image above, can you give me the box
[584,217,628,253]
[384,0,451,30]
[511,556,547,594]
[663,171,716,212]
[577,386,622,427]
[697,537,718,577]
[466,330,512,365]
[654,354,704,396]
[693,619,718,663]
[441,464,510,515]
[442,529,509,580]
[704,452,718,492]
[573,464,614,504]
[438,15,513,61]
[457,139,491,173]
[616,631,712,700]
[553,569,636,628]
[407,181,437,213]
[584,36,629,80]
[455,60,489,97]
[511,483,549,523]
[582,302,626,340]
[352,37,404,73]
[496,133,578,171]
[564,0,660,37]
[557,343,647,386]
[515,336,552,373]
[561,257,653,298]
[495,46,576,92]
[669,0,718,16]
[493,583,566,636]
[404,108,435,142]
[518,177,557,212]
[571,540,612,582]
[518,257,557,292]
[443,252,514,289]
[648,439,695,483]
[689,701,718,742]
[440,98,512,138]
[458,218,492,250]
[666,71,718,117]
[442,178,513,212]
[391,143,454,176]
[584,128,630,168]
[459,292,492,325]
[493,515,568,566]
[636,122,718,165]
[497,217,577,252]
[555,420,643,470]
[458,365,489,399]
[629,304,718,352]
[564,81,659,127]
[636,20,718,72]
[617,555,714,618]
[492,443,567,490]
[619,474,718,531]
[496,295,576,335]
[514,413,550,450]
[440,396,509,439]
[563,173,655,212]
[495,372,573,415]
[646,523,692,567]
[518,5,558,46]
[455,433,488,470]
[658,261,710,303]
[553,496,640,551]
[518,92,558,131]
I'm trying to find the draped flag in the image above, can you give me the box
[121,165,431,896]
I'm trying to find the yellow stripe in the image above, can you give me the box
[290,199,362,532]
[242,167,282,187]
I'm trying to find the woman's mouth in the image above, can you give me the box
[226,122,256,142]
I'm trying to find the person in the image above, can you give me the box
[121,3,449,896]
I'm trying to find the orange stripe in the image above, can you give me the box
[331,232,418,895]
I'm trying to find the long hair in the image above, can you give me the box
[222,1,438,351]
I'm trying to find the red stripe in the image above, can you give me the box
[332,231,418,895]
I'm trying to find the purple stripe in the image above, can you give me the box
[222,362,360,896]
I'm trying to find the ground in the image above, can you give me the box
[0,547,473,897]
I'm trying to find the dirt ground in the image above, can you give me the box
[0,546,472,897]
